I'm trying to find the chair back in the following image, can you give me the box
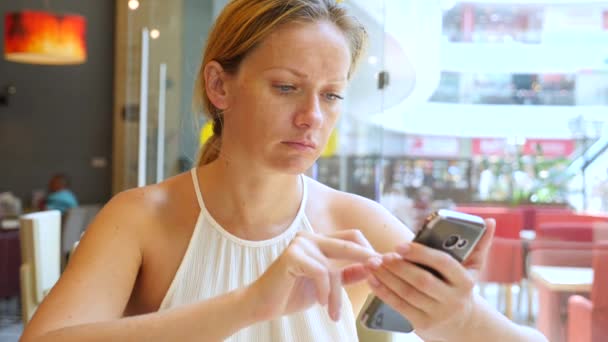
[62,204,101,257]
[536,222,594,242]
[479,236,524,284]
[535,212,608,230]
[536,221,608,243]
[517,204,572,232]
[593,222,608,242]
[19,210,61,323]
[528,243,593,268]
[589,242,608,342]
[592,242,608,310]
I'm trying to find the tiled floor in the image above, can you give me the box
[0,297,21,342]
[0,284,539,342]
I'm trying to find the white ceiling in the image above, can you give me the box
[370,103,608,139]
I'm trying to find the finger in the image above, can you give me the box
[397,243,473,288]
[370,257,437,313]
[480,218,496,250]
[293,239,331,306]
[464,218,496,270]
[328,270,342,321]
[341,263,369,285]
[307,259,331,307]
[379,253,448,303]
[314,235,379,262]
[297,236,330,268]
[325,229,374,250]
[367,273,428,328]
[289,253,330,306]
[297,237,368,288]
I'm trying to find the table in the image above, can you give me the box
[529,266,593,292]
[529,266,593,342]
[519,229,536,322]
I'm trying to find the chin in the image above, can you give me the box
[269,155,317,175]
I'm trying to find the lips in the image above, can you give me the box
[282,140,317,151]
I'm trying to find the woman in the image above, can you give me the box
[21,1,547,341]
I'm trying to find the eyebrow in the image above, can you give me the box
[263,67,346,83]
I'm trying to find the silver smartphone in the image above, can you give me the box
[358,209,486,334]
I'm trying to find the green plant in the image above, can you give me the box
[511,152,575,205]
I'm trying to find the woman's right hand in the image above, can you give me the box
[248,229,378,322]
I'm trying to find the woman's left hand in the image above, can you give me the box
[365,218,496,341]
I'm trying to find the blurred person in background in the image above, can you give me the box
[413,186,434,230]
[380,183,416,230]
[43,173,79,214]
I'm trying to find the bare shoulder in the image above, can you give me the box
[100,185,163,228]
[102,186,162,226]
[21,172,195,339]
[98,171,196,234]
[305,177,414,253]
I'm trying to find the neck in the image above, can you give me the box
[197,158,303,240]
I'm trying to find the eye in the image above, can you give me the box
[273,84,297,94]
[324,93,344,102]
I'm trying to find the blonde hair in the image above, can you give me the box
[195,0,368,166]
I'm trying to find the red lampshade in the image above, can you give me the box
[4,10,87,65]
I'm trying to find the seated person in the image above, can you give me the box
[21,1,547,341]
[44,174,78,214]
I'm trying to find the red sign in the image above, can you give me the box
[472,138,508,156]
[523,139,575,158]
[405,135,461,158]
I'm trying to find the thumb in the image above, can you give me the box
[341,263,369,285]
[464,218,496,270]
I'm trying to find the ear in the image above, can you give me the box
[204,60,230,111]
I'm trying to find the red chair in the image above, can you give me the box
[535,212,608,231]
[479,237,523,319]
[536,222,595,242]
[528,242,594,267]
[592,222,608,241]
[518,204,573,231]
[568,242,608,342]
[529,247,594,342]
[455,206,526,319]
[536,221,608,243]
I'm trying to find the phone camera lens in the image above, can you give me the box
[374,313,384,327]
[457,239,468,249]
[443,235,459,249]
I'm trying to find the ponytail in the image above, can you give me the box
[196,115,223,166]
[197,133,222,166]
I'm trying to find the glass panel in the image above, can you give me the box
[116,0,219,189]
[375,2,607,341]
[379,0,447,230]
[315,0,387,201]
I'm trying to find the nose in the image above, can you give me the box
[294,93,323,129]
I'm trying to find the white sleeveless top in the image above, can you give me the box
[158,169,359,341]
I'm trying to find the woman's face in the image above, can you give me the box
[221,21,351,174]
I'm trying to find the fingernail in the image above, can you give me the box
[367,256,382,269]
[333,309,341,321]
[368,274,381,288]
[396,243,410,255]
[383,252,401,262]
